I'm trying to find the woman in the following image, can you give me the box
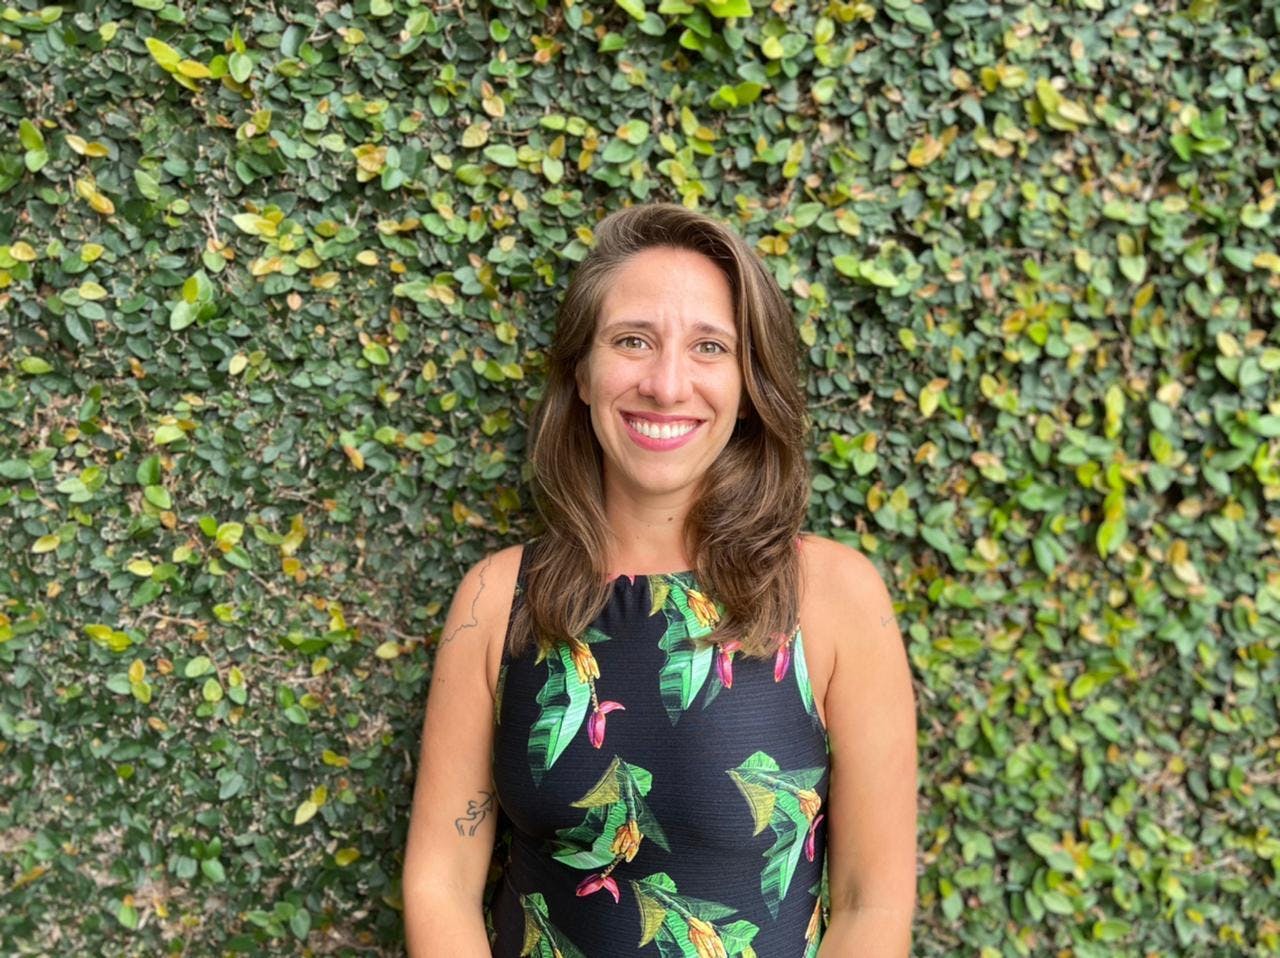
[402,202,917,957]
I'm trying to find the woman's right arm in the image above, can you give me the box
[402,547,520,956]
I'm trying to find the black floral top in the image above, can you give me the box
[486,544,831,957]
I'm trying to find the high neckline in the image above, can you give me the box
[606,569,694,585]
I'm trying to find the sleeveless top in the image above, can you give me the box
[485,544,831,957]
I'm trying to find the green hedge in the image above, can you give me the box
[2,0,1279,954]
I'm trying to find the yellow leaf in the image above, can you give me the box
[343,444,364,469]
[126,559,155,576]
[334,847,360,866]
[144,36,181,71]
[78,281,108,300]
[88,192,115,215]
[311,271,340,289]
[355,250,379,266]
[32,534,61,553]
[228,354,248,376]
[66,134,88,154]
[83,141,110,157]
[919,379,944,417]
[231,213,276,237]
[249,256,284,276]
[294,800,318,826]
[129,659,146,684]
[1216,332,1241,358]
[176,59,211,78]
[907,133,944,168]
[81,243,105,263]
[9,241,37,261]
[354,145,386,174]
[1253,251,1280,273]
[375,640,400,660]
[1057,99,1092,125]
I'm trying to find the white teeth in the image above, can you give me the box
[625,417,697,440]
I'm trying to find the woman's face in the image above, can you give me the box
[575,245,746,506]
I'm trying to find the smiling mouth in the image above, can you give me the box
[623,415,701,440]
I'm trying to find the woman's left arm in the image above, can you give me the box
[813,543,918,958]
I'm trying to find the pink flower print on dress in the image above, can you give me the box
[714,639,742,688]
[588,700,625,749]
[575,871,620,903]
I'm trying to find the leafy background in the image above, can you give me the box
[2,0,1279,954]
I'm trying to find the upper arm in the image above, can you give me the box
[402,546,521,904]
[820,541,918,922]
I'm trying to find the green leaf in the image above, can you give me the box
[228,51,253,83]
[600,139,637,163]
[134,168,160,200]
[482,144,518,167]
[616,0,646,20]
[143,485,172,509]
[169,300,198,331]
[18,118,44,151]
[617,119,649,144]
[704,0,751,16]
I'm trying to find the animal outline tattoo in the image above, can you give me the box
[455,789,495,836]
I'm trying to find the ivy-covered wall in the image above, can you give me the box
[2,0,1278,954]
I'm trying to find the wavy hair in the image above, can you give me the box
[508,201,811,661]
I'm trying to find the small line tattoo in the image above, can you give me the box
[881,615,894,627]
[438,555,493,647]
[454,790,495,836]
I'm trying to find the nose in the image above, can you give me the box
[638,345,695,406]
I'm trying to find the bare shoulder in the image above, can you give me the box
[448,544,525,700]
[798,533,899,665]
[800,533,889,601]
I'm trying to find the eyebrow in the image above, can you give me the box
[600,319,738,343]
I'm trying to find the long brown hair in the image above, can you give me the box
[508,201,811,661]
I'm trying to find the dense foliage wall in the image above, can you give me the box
[2,0,1279,954]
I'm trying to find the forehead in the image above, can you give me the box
[597,246,737,336]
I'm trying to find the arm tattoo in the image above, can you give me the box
[438,554,493,647]
[882,614,894,627]
[454,790,495,836]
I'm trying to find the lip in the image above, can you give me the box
[622,412,702,451]
[621,410,706,424]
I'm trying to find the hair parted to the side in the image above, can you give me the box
[507,200,811,662]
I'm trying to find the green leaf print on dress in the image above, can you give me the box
[549,755,671,870]
[648,572,728,726]
[725,751,826,919]
[630,871,760,958]
[802,879,824,958]
[527,626,617,786]
[516,891,589,958]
